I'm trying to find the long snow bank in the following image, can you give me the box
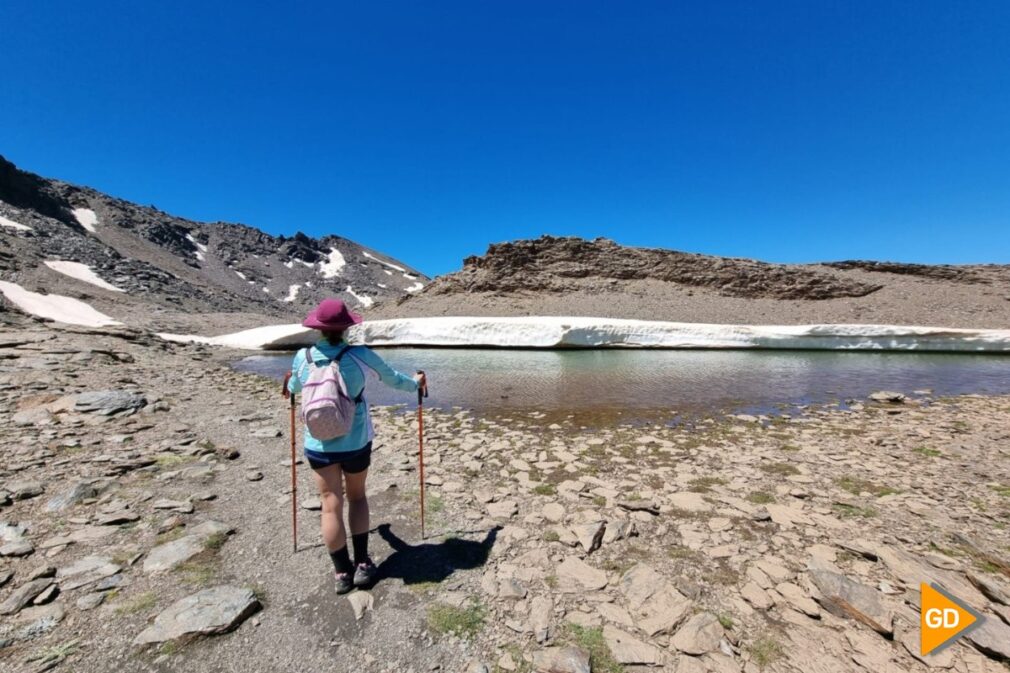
[157,316,1010,352]
[0,281,121,327]
[44,261,125,292]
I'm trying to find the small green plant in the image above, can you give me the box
[760,462,799,476]
[836,476,899,498]
[426,601,486,639]
[544,574,559,589]
[156,527,185,544]
[158,641,182,657]
[543,530,561,542]
[992,484,1010,498]
[717,613,735,630]
[750,635,784,669]
[747,491,775,504]
[533,483,556,496]
[563,624,623,673]
[779,444,801,452]
[203,532,228,551]
[175,560,218,585]
[688,477,726,493]
[114,591,157,615]
[592,495,607,507]
[427,495,445,514]
[913,446,942,458]
[26,639,80,666]
[155,454,191,468]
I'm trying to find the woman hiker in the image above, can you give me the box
[286,298,424,594]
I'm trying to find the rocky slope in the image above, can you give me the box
[375,236,1010,328]
[0,155,428,332]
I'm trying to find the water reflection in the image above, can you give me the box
[235,348,1010,420]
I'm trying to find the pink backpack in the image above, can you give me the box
[298,346,363,440]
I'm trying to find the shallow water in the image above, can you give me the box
[234,348,1010,422]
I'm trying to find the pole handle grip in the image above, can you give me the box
[416,370,428,404]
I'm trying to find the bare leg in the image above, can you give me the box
[344,468,370,536]
[313,464,346,552]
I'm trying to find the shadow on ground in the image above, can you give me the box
[376,523,500,586]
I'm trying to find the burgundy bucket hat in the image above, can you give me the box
[301,298,363,330]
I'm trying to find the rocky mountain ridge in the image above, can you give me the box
[0,155,428,330]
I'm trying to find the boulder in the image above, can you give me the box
[133,586,260,645]
[671,612,724,655]
[143,520,233,573]
[808,568,893,635]
[532,646,591,673]
[602,625,662,664]
[556,557,607,592]
[75,390,147,415]
[0,578,53,615]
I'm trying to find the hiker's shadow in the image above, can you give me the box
[376,523,500,586]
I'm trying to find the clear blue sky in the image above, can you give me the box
[4,1,1009,276]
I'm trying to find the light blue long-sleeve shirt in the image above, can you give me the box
[287,339,418,453]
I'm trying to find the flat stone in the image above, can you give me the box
[869,391,905,403]
[46,481,99,512]
[0,578,53,615]
[153,499,194,513]
[529,594,554,643]
[602,625,662,664]
[75,390,147,415]
[671,611,724,655]
[965,612,1010,661]
[7,481,44,500]
[143,520,232,573]
[542,502,566,523]
[487,499,519,520]
[668,492,713,513]
[556,557,607,592]
[808,567,893,635]
[57,555,121,590]
[776,582,820,617]
[499,577,528,600]
[532,646,591,673]
[620,563,693,636]
[96,510,140,525]
[0,540,34,557]
[741,581,774,610]
[77,592,108,610]
[347,591,373,620]
[572,521,605,554]
[133,585,260,645]
[301,497,322,510]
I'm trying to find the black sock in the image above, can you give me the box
[351,532,369,566]
[329,546,353,575]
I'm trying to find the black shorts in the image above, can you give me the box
[304,443,372,473]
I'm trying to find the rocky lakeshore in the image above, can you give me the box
[1,323,1010,673]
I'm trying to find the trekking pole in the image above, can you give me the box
[283,373,297,554]
[416,370,428,540]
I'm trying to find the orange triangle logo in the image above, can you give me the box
[920,583,984,656]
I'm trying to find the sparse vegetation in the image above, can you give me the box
[747,491,775,504]
[913,446,942,458]
[760,462,799,476]
[533,483,556,496]
[563,624,624,673]
[836,476,899,497]
[426,601,486,639]
[27,639,80,666]
[688,476,726,493]
[751,635,785,668]
[543,530,561,542]
[114,591,157,615]
[175,559,218,585]
[717,613,735,630]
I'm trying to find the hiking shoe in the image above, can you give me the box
[353,560,377,587]
[334,572,353,594]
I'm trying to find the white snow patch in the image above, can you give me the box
[43,261,125,292]
[384,270,393,276]
[158,324,314,350]
[284,261,294,269]
[305,281,313,288]
[186,234,207,262]
[0,280,120,327]
[403,273,418,280]
[362,251,406,272]
[235,270,247,280]
[284,284,300,302]
[405,282,424,293]
[319,248,346,278]
[155,317,1010,352]
[355,317,1010,352]
[0,214,32,231]
[345,286,374,308]
[72,208,98,233]
[262,287,270,293]
[377,283,387,289]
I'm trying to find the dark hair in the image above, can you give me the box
[322,329,346,346]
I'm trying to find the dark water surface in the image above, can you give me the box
[234,348,1010,422]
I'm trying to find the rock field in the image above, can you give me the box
[1,322,1009,672]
